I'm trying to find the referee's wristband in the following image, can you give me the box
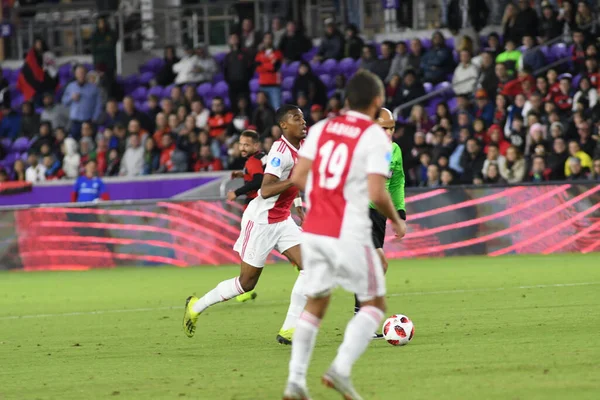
[398,210,406,221]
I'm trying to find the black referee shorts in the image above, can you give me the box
[369,208,387,249]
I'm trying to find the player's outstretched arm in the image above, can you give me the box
[368,174,406,238]
[260,173,294,199]
[290,157,312,192]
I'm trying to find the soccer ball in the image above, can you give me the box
[382,314,414,346]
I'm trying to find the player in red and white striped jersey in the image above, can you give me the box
[183,105,308,346]
[283,71,404,400]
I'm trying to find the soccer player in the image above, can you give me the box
[71,160,110,203]
[283,71,405,400]
[183,105,308,346]
[353,107,407,337]
[227,129,266,303]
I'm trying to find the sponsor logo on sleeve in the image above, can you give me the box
[271,157,281,167]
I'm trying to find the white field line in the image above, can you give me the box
[1,281,599,321]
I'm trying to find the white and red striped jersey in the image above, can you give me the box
[243,135,302,224]
[300,111,391,243]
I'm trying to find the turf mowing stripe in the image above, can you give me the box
[1,282,598,321]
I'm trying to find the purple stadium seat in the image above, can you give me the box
[445,37,455,50]
[197,82,213,97]
[327,89,336,98]
[250,92,257,104]
[12,137,30,153]
[20,152,28,161]
[282,61,300,78]
[318,74,332,89]
[282,91,292,104]
[339,58,356,75]
[3,152,20,166]
[353,58,361,70]
[249,78,260,93]
[11,94,23,109]
[131,86,148,102]
[83,63,94,72]
[421,38,432,49]
[448,97,459,113]
[212,72,224,84]
[1,138,12,149]
[214,52,227,66]
[453,50,459,63]
[434,81,452,96]
[282,76,295,91]
[118,102,124,111]
[148,85,164,98]
[213,81,228,98]
[138,71,154,86]
[137,101,150,112]
[552,43,568,58]
[162,84,175,98]
[424,82,433,93]
[302,47,319,62]
[58,63,72,78]
[310,60,322,75]
[572,74,582,89]
[321,59,338,75]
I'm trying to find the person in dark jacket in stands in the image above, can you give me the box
[314,18,344,61]
[521,35,546,72]
[291,61,327,108]
[447,0,490,54]
[343,24,364,60]
[155,46,179,87]
[279,21,312,62]
[223,33,254,113]
[513,0,539,44]
[539,2,564,42]
[392,69,426,118]
[477,51,499,96]
[460,138,486,183]
[90,17,117,77]
[547,137,569,180]
[369,41,395,83]
[420,31,454,84]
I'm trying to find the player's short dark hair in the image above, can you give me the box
[275,105,300,128]
[240,130,259,142]
[345,70,383,111]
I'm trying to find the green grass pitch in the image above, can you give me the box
[1,254,600,400]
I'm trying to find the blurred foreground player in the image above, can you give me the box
[283,71,405,400]
[227,129,267,303]
[354,107,407,338]
[183,105,308,345]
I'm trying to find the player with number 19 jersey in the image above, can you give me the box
[300,110,392,298]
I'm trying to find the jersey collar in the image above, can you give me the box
[345,110,373,121]
[280,135,301,154]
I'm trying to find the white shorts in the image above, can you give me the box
[301,233,386,302]
[233,216,301,268]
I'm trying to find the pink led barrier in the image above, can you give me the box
[1,183,599,271]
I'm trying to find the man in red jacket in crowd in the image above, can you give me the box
[194,144,224,172]
[552,74,573,116]
[227,129,266,206]
[501,67,535,99]
[255,32,283,110]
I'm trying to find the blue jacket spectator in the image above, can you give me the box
[62,65,102,139]
[315,19,345,61]
[0,105,22,140]
[520,35,546,73]
[420,32,454,83]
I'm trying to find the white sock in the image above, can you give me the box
[288,311,321,386]
[331,306,384,377]
[280,271,307,332]
[192,277,244,314]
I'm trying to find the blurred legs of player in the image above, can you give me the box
[277,245,306,345]
[284,234,386,400]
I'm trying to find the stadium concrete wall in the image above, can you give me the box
[1,183,599,271]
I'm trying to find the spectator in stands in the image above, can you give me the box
[315,18,344,61]
[156,46,179,87]
[525,122,548,156]
[421,31,454,84]
[183,85,197,109]
[501,2,519,45]
[590,158,600,180]
[576,120,596,156]
[190,98,209,130]
[62,65,102,140]
[440,168,455,186]
[0,70,8,109]
[385,74,402,109]
[573,76,598,112]
[90,16,117,84]
[62,137,80,179]
[271,17,285,48]
[17,38,56,105]
[25,153,45,183]
[565,140,592,176]
[223,34,253,113]
[476,51,498,97]
[447,0,489,55]
[292,61,327,108]
[473,89,494,126]
[229,96,252,136]
[309,104,324,126]
[42,154,65,180]
[502,67,535,98]
[407,39,424,77]
[482,142,506,172]
[172,45,201,86]
[496,40,522,77]
[143,137,160,175]
[157,134,176,173]
[105,148,121,176]
[392,69,426,118]
[513,0,539,44]
[540,2,563,41]
[97,99,122,128]
[452,50,479,96]
[279,21,312,62]
[343,24,365,60]
[0,103,21,140]
[484,163,505,184]
[567,156,588,179]
[120,96,152,133]
[11,159,26,182]
[386,41,409,83]
[252,91,276,135]
[498,145,526,183]
[460,138,486,183]
[521,35,546,72]
[240,18,261,57]
[370,41,395,83]
[153,112,170,148]
[40,92,68,131]
[255,32,284,111]
[194,46,218,83]
[332,74,346,101]
[421,164,441,187]
[359,45,377,72]
[194,144,224,172]
[119,134,144,177]
[575,0,596,39]
[494,62,511,94]
[553,74,574,116]
[19,101,40,138]
[528,155,552,182]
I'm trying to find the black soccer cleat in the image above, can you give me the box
[276,334,292,345]
[373,333,384,339]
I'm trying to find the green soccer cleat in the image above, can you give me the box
[182,296,200,338]
[235,289,258,303]
[277,328,294,345]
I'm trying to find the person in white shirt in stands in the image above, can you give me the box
[452,49,479,96]
[120,134,145,177]
[173,45,217,86]
[25,153,47,183]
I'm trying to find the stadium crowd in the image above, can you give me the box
[1,0,600,186]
